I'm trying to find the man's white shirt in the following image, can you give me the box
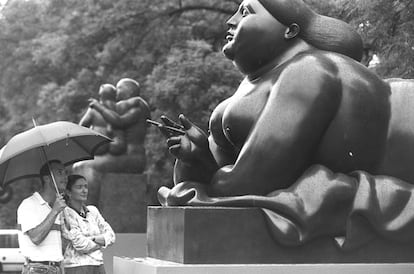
[17,192,63,262]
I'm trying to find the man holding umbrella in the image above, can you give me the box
[17,160,68,273]
[0,120,111,272]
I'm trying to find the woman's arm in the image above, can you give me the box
[62,209,101,254]
[208,57,342,196]
[90,206,115,248]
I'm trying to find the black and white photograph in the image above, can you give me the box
[0,0,413,273]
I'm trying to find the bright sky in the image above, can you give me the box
[0,0,7,9]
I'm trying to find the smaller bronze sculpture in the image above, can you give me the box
[77,78,150,174]
[75,79,150,231]
[79,84,126,155]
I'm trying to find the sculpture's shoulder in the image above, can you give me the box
[117,96,150,120]
[116,96,150,116]
[272,51,343,97]
[285,51,342,76]
[123,97,149,110]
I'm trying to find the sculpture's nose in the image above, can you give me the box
[226,12,240,29]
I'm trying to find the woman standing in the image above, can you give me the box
[62,174,115,274]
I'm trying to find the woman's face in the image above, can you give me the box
[67,178,88,203]
[223,0,290,74]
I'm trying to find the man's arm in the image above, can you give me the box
[26,194,66,245]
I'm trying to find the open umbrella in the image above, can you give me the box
[0,120,111,196]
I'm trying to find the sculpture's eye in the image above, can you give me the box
[241,7,250,17]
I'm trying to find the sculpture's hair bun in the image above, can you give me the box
[258,0,363,61]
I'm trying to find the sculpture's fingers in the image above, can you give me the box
[178,114,193,130]
[169,144,181,156]
[167,136,181,147]
[161,115,184,129]
[158,125,174,138]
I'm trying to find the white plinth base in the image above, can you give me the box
[113,257,414,274]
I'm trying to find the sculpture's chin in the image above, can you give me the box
[222,43,235,61]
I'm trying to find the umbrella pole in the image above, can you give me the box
[40,147,60,195]
[32,119,60,195]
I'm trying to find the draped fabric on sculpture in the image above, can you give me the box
[159,165,414,250]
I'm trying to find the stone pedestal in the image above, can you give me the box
[113,257,414,274]
[113,206,414,273]
[147,206,414,264]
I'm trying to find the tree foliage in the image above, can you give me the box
[305,0,414,77]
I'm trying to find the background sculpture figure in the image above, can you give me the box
[77,78,150,174]
[74,79,150,223]
[156,0,414,249]
[79,83,126,156]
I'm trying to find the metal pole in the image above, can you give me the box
[40,147,60,194]
[32,118,60,195]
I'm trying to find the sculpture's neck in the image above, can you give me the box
[246,39,314,82]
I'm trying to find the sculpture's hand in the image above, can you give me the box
[163,114,209,163]
[158,115,185,138]
[88,98,100,109]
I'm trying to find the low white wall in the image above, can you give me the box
[104,233,146,274]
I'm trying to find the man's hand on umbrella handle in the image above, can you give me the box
[52,193,67,214]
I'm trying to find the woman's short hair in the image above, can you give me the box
[258,0,363,61]
[66,174,86,191]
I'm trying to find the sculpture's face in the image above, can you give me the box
[99,85,116,102]
[223,0,290,75]
[116,81,133,101]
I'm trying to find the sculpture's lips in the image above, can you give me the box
[226,31,234,41]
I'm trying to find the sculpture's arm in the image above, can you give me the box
[157,114,219,184]
[170,99,235,184]
[91,98,149,128]
[208,59,342,196]
[79,108,93,127]
[89,99,122,126]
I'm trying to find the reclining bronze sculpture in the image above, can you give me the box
[155,0,414,249]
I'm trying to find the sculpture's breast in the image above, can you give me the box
[221,83,269,151]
